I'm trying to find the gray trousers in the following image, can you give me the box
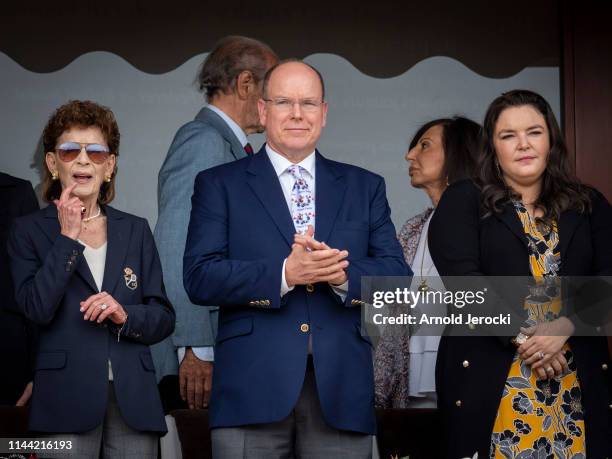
[37,382,158,459]
[211,369,372,459]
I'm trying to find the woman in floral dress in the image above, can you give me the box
[429,90,611,458]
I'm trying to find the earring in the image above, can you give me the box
[51,172,58,180]
[104,175,112,183]
[446,176,450,186]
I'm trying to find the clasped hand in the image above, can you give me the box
[285,226,349,287]
[516,317,574,380]
[80,291,128,325]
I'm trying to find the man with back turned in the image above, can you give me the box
[152,36,278,412]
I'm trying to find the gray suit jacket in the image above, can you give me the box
[151,107,248,380]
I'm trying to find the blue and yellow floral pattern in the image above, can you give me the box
[489,202,586,459]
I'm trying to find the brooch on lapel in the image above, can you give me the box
[123,267,138,290]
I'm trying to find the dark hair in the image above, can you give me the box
[197,36,277,101]
[479,89,591,228]
[42,100,120,204]
[409,116,481,184]
[262,58,326,101]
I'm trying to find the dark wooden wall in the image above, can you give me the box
[562,2,612,353]
[562,2,612,201]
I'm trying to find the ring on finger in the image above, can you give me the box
[537,351,545,360]
[546,366,554,373]
[99,303,108,310]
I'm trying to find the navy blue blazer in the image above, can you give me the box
[183,147,411,434]
[8,204,175,434]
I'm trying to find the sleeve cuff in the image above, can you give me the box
[178,346,215,363]
[330,280,349,302]
[281,258,295,297]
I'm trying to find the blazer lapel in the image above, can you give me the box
[495,203,527,247]
[196,107,247,161]
[314,152,346,244]
[101,206,132,294]
[40,205,98,292]
[246,148,296,248]
[558,209,581,265]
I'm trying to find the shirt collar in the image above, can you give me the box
[265,144,316,178]
[205,105,248,147]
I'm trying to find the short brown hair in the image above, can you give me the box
[41,100,120,204]
[197,36,277,101]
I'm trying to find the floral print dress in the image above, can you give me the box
[489,202,586,459]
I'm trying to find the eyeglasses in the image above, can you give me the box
[263,98,324,112]
[55,142,111,164]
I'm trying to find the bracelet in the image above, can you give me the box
[512,318,537,345]
[116,313,128,343]
[512,331,529,345]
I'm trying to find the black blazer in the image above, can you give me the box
[8,204,175,433]
[0,172,39,404]
[429,179,612,458]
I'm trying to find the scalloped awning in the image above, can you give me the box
[1,0,559,77]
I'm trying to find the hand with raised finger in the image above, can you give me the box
[53,183,84,240]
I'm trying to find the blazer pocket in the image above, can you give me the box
[35,351,67,370]
[217,316,254,344]
[335,221,369,231]
[140,352,156,372]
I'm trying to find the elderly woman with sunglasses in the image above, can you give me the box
[8,100,174,458]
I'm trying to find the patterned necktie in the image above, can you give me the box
[288,165,315,234]
[244,143,254,156]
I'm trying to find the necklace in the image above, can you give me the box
[418,224,436,291]
[418,233,430,291]
[83,206,101,222]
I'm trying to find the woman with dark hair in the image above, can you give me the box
[374,116,481,409]
[430,90,611,457]
[8,100,175,457]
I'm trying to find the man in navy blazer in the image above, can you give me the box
[184,60,410,457]
[151,36,278,417]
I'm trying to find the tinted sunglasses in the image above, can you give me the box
[55,142,111,164]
